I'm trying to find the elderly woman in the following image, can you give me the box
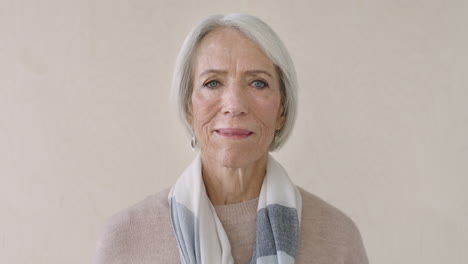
[96,14,368,264]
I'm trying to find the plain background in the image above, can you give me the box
[1,0,467,263]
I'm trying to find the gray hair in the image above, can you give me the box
[172,13,298,151]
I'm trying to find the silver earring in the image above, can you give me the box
[273,129,280,146]
[190,136,197,151]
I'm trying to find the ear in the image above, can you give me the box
[276,104,286,130]
[186,104,193,126]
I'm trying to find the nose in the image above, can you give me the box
[222,81,248,117]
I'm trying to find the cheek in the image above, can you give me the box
[254,96,282,127]
[190,91,219,128]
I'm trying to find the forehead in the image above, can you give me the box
[193,27,276,73]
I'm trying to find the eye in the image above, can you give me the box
[204,80,220,89]
[251,80,268,89]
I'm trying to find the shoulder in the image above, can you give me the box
[94,187,179,264]
[296,186,368,263]
[101,187,172,234]
[298,186,360,237]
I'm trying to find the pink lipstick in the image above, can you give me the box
[215,128,253,139]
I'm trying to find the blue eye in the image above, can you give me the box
[251,80,267,89]
[205,80,219,88]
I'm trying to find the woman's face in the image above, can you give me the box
[189,27,284,168]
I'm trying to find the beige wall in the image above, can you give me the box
[1,0,467,263]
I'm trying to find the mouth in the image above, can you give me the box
[214,128,254,139]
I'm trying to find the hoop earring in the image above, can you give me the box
[190,136,197,151]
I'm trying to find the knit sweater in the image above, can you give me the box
[95,187,368,264]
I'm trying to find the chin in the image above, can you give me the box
[208,146,267,169]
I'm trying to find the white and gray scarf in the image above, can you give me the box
[168,153,302,264]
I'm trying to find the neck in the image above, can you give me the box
[201,153,268,205]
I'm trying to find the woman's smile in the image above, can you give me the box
[214,128,254,139]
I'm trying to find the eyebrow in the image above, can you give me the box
[199,69,227,77]
[245,70,273,78]
[199,69,274,78]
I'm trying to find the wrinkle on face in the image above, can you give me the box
[190,27,284,168]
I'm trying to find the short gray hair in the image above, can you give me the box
[172,13,298,151]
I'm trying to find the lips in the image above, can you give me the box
[215,128,253,139]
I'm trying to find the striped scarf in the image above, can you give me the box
[168,153,302,264]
